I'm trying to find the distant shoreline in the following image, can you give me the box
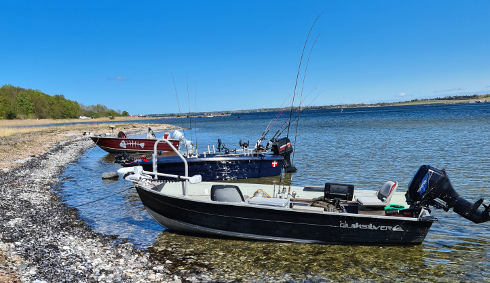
[212,95,490,114]
[1,94,489,125]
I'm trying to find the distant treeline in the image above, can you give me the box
[223,94,490,114]
[408,94,490,102]
[0,84,128,119]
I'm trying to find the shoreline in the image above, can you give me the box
[0,116,160,128]
[0,125,185,282]
[1,97,487,126]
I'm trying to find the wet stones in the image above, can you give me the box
[0,136,181,282]
[101,172,119,180]
[1,126,251,283]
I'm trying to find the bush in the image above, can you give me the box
[6,110,16,120]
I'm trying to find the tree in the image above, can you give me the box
[30,91,49,119]
[105,109,119,117]
[0,84,123,120]
[121,110,129,116]
[16,91,35,117]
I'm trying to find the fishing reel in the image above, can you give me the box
[239,140,249,149]
[266,138,278,151]
[217,139,229,153]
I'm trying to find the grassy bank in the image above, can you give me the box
[0,116,156,128]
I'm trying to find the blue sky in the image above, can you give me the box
[1,1,489,115]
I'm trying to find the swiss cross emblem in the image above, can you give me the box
[272,161,278,167]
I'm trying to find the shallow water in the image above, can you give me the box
[56,103,490,282]
[149,232,489,282]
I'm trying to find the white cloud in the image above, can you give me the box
[396,92,406,97]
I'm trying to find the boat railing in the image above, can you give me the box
[153,138,190,196]
[202,144,260,156]
[120,166,202,185]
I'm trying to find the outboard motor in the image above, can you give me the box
[271,137,297,173]
[114,152,134,164]
[406,165,490,224]
[170,130,194,155]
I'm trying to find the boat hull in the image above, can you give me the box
[90,137,180,153]
[136,186,433,245]
[124,154,284,181]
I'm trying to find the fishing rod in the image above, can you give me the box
[172,74,185,135]
[194,81,198,151]
[260,93,293,135]
[257,89,316,149]
[290,33,321,174]
[186,76,193,144]
[276,11,323,191]
[272,90,323,139]
[270,86,319,140]
[255,94,295,149]
[258,98,290,141]
[257,65,318,146]
[297,34,320,113]
[257,86,317,148]
[285,11,323,143]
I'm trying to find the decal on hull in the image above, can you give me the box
[340,222,404,232]
[120,140,145,149]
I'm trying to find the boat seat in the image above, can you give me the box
[292,205,324,212]
[211,185,245,203]
[356,181,398,207]
[117,131,126,138]
[247,197,289,208]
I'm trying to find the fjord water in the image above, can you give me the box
[57,103,490,282]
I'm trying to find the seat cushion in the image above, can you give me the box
[356,196,386,207]
[248,197,289,208]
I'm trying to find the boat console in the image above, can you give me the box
[324,182,354,201]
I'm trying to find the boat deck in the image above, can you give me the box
[150,181,409,208]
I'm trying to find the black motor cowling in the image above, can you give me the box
[114,152,134,164]
[271,137,297,173]
[406,165,490,224]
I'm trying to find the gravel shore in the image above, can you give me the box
[0,126,189,283]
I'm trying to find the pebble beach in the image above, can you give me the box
[0,125,197,283]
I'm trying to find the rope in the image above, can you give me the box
[0,185,134,222]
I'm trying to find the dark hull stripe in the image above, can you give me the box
[136,186,433,245]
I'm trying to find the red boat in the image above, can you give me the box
[89,127,180,154]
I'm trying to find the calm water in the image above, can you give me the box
[56,103,490,282]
